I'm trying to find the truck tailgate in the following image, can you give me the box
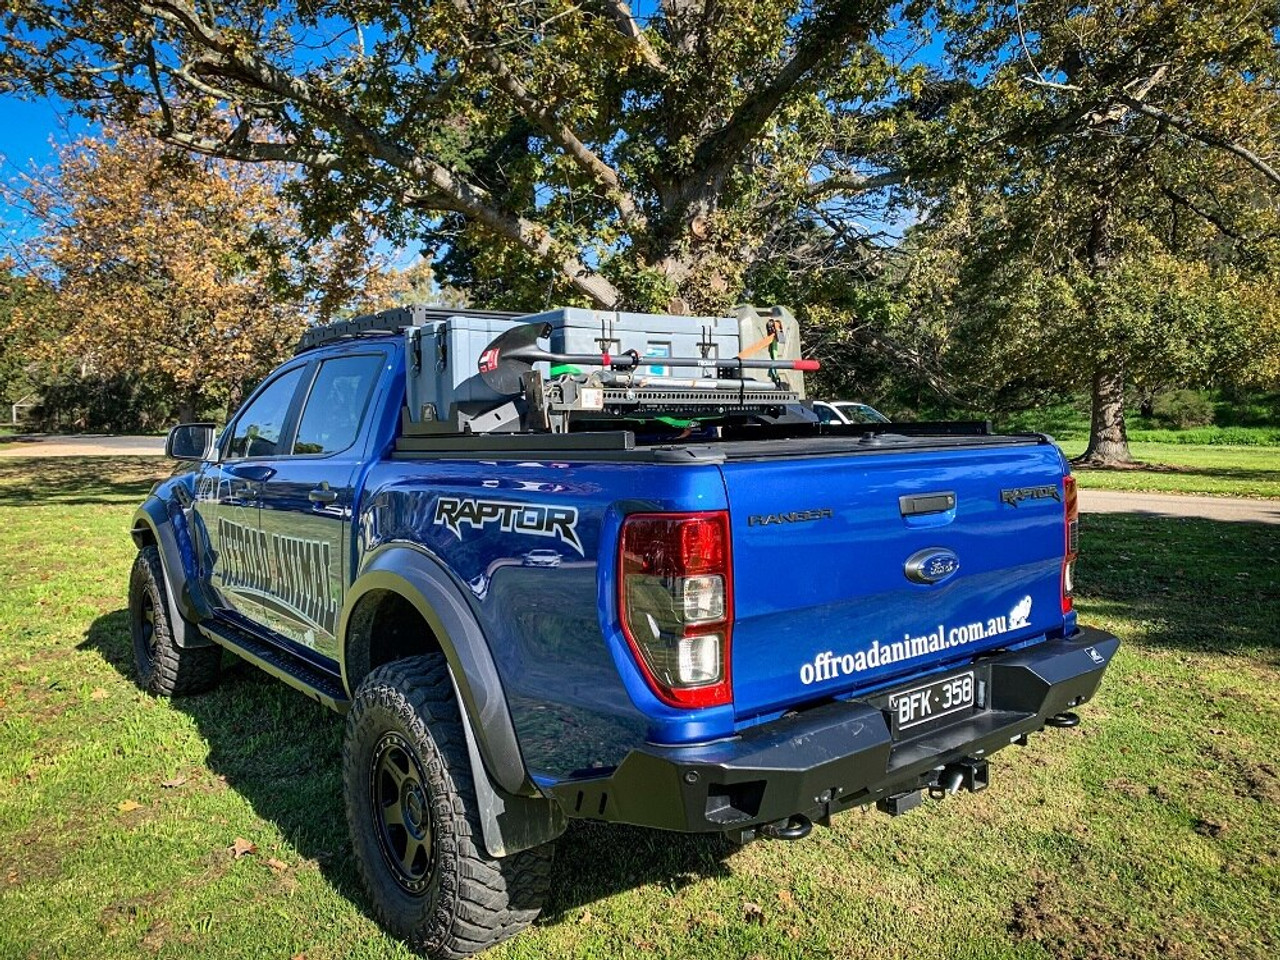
[721,440,1069,720]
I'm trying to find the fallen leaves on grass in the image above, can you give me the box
[266,857,288,873]
[160,776,187,789]
[229,838,257,859]
[89,688,108,701]
[743,901,765,923]
[116,799,141,812]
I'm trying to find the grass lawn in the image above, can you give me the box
[1061,442,1280,499]
[1,457,1277,959]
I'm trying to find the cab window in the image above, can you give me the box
[224,366,306,459]
[292,354,385,456]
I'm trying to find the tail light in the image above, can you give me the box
[1062,474,1079,613]
[618,512,733,708]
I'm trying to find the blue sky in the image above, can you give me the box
[0,94,90,245]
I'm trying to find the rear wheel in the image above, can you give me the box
[343,654,554,958]
[128,546,220,696]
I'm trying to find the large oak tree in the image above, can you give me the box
[902,0,1280,462]
[0,0,946,314]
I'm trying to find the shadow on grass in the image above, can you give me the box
[1076,461,1280,484]
[80,609,735,932]
[1076,513,1279,659]
[0,457,174,506]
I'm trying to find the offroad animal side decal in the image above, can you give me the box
[433,496,584,555]
[216,518,338,635]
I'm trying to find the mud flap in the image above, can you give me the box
[453,675,567,858]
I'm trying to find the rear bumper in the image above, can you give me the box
[551,626,1118,835]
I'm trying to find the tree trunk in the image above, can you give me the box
[175,387,200,424]
[1076,186,1133,466]
[1080,365,1133,465]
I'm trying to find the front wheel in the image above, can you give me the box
[342,655,554,958]
[127,546,220,696]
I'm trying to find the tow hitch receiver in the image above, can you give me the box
[876,789,924,817]
[929,757,989,799]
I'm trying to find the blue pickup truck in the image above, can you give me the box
[129,306,1117,957]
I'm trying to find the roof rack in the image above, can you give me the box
[295,305,528,354]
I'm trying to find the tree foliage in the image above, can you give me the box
[0,0,1277,453]
[884,0,1280,460]
[8,125,383,422]
[0,0,938,313]
[0,264,53,409]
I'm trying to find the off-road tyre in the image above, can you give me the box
[128,546,221,696]
[343,654,554,958]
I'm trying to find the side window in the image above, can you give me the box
[293,354,385,456]
[225,366,306,459]
[814,403,839,424]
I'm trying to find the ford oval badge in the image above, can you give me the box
[905,548,960,585]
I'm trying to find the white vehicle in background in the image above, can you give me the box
[521,548,563,568]
[812,400,891,425]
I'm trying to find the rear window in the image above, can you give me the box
[293,354,385,456]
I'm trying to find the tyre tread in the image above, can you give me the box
[129,546,220,697]
[343,654,553,958]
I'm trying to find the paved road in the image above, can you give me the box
[1080,489,1280,524]
[0,434,165,457]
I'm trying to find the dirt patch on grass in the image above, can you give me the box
[1008,875,1197,960]
[1209,744,1280,804]
[0,821,70,888]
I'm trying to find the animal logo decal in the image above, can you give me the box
[1008,595,1033,629]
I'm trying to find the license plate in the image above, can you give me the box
[888,671,977,737]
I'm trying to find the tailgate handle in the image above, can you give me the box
[900,492,956,516]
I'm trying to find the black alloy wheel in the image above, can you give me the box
[370,731,435,895]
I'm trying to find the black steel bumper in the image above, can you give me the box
[551,627,1119,836]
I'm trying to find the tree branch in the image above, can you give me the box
[449,22,648,229]
[591,0,666,73]
[138,0,624,306]
[688,0,876,194]
[806,168,924,198]
[1156,181,1276,246]
[160,130,345,170]
[1118,95,1280,190]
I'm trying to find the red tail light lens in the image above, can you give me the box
[1062,474,1079,613]
[619,512,733,708]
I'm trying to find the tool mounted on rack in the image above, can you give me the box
[476,322,821,433]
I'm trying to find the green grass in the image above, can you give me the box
[1,457,1278,959]
[1061,442,1280,499]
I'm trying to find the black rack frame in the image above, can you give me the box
[295,305,527,354]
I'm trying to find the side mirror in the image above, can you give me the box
[165,423,216,461]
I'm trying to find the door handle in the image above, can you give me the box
[224,463,276,483]
[309,486,338,505]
